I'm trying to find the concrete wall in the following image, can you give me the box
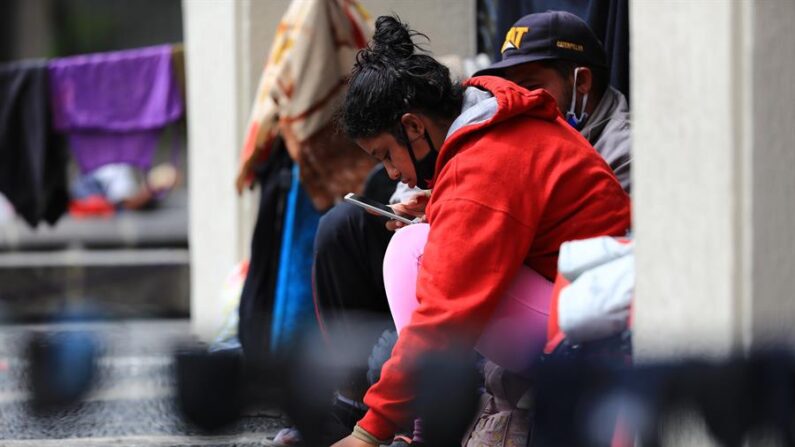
[632,1,746,360]
[633,0,795,357]
[184,0,475,340]
[364,0,477,57]
[749,0,795,348]
[243,0,476,63]
[633,0,795,443]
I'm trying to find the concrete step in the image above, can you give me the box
[0,433,279,447]
[0,249,190,322]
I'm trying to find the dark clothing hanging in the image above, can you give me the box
[0,60,68,228]
[238,142,293,370]
[584,0,630,101]
[489,0,630,101]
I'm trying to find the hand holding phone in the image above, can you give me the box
[344,193,415,225]
[390,190,430,218]
[386,191,430,230]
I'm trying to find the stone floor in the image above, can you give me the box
[0,320,284,446]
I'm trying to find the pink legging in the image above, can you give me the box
[383,223,553,374]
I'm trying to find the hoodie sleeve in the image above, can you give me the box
[359,174,541,438]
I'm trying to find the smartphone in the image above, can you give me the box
[344,193,415,225]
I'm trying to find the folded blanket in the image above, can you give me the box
[238,0,376,211]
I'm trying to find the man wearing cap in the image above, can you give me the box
[457,13,632,446]
[476,10,631,192]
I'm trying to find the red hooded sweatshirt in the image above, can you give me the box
[358,76,631,440]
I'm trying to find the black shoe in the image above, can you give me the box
[330,396,367,430]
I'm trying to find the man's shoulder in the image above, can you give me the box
[590,87,631,161]
[603,87,631,132]
[593,114,631,163]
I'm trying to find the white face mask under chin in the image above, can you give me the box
[565,67,589,129]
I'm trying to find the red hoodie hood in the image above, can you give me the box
[435,76,561,174]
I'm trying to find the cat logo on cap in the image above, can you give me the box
[501,26,529,53]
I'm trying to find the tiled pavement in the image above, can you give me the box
[0,320,284,446]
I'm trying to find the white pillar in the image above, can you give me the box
[633,0,795,358]
[633,0,795,442]
[632,0,748,360]
[182,0,265,340]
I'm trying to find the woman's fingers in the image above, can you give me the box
[386,190,431,229]
[392,203,424,218]
[385,219,405,231]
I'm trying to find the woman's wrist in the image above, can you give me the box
[351,424,389,446]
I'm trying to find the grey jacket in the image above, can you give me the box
[580,86,632,193]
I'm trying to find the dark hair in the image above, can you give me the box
[342,16,464,144]
[539,59,609,98]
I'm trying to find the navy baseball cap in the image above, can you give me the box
[474,11,608,77]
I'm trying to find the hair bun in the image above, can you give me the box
[371,16,419,59]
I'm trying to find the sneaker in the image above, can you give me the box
[273,427,302,445]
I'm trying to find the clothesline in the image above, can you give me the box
[0,43,186,228]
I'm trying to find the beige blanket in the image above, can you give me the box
[237,0,376,211]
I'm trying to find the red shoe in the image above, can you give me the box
[69,195,116,218]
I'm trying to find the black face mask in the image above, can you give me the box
[403,128,438,190]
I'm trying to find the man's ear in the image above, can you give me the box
[576,67,593,95]
[400,113,425,142]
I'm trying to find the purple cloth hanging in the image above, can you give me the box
[48,45,183,173]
